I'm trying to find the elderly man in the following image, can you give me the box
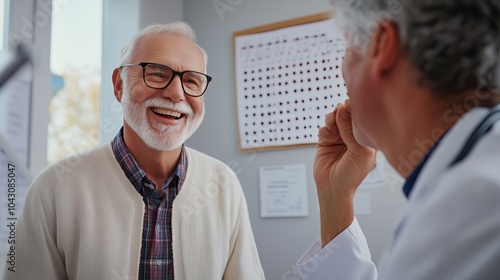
[298,0,500,279]
[5,22,265,280]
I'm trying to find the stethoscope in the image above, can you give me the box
[450,105,500,167]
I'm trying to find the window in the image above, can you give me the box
[0,0,7,51]
[48,0,102,163]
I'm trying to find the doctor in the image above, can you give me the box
[297,0,500,279]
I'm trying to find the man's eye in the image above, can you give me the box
[185,78,199,85]
[150,72,167,78]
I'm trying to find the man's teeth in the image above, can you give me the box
[152,108,182,118]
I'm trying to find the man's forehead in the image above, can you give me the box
[132,34,205,69]
[135,34,196,53]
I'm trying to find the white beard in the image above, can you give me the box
[120,83,204,151]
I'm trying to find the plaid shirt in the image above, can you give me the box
[112,129,187,280]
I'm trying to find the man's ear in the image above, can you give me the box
[368,20,401,80]
[112,68,123,103]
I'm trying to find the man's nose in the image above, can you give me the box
[162,75,185,101]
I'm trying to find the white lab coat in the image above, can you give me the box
[297,107,500,280]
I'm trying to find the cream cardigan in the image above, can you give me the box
[4,144,265,280]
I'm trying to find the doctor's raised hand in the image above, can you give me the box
[314,100,376,247]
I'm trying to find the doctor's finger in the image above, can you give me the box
[335,104,360,149]
[319,108,342,144]
[318,124,342,145]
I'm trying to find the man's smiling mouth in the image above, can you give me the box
[151,107,183,119]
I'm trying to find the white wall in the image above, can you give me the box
[139,0,183,29]
[182,1,407,279]
[100,0,139,143]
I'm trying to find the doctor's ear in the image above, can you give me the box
[112,68,124,103]
[369,20,401,79]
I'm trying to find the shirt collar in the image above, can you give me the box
[402,137,443,199]
[111,127,187,192]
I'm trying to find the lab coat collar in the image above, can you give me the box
[408,107,491,202]
[402,138,441,199]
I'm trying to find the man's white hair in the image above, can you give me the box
[118,21,208,76]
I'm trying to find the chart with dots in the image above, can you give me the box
[234,13,348,151]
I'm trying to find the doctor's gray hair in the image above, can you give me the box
[118,22,208,76]
[331,0,500,96]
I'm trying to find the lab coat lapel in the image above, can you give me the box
[409,107,490,202]
[378,107,491,272]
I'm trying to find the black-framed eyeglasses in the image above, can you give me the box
[120,62,212,97]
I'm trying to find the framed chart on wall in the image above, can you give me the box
[233,12,348,152]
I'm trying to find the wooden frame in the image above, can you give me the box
[233,12,332,39]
